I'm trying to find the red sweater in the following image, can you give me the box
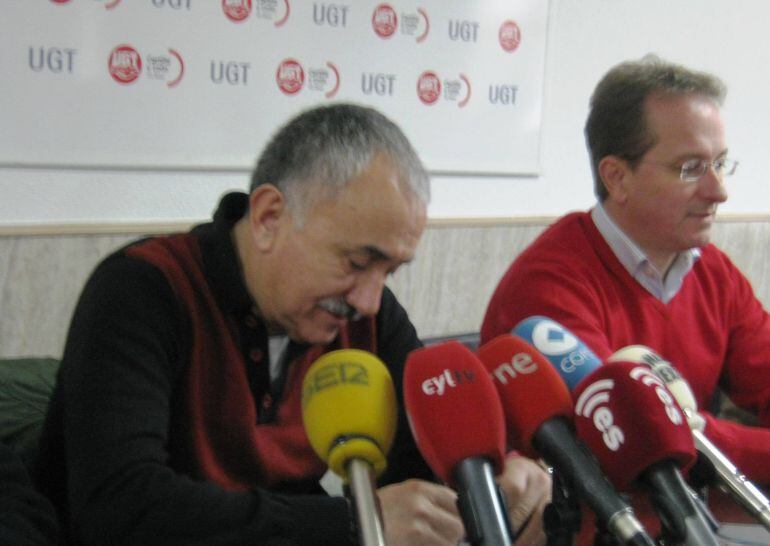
[482,211,770,484]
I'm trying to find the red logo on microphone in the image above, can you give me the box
[50,0,71,3]
[223,0,252,22]
[372,4,397,38]
[499,20,522,52]
[108,45,142,84]
[417,71,441,105]
[276,58,304,94]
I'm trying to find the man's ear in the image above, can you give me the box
[598,156,630,205]
[248,184,286,251]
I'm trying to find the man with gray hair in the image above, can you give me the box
[37,103,550,545]
[482,55,770,536]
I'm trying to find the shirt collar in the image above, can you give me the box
[591,202,700,303]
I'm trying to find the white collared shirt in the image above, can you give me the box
[591,202,700,303]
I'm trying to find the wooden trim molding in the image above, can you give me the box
[2,213,770,237]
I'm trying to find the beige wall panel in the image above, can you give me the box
[2,220,769,359]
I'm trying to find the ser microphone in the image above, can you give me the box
[477,334,656,546]
[609,345,770,531]
[404,341,514,546]
[513,316,602,391]
[302,349,397,546]
[574,360,718,546]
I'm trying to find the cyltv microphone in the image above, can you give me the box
[302,349,396,546]
[513,316,602,391]
[574,360,719,546]
[477,334,656,546]
[404,341,514,546]
[610,345,770,532]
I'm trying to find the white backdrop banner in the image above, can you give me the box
[1,0,549,175]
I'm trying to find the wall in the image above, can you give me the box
[3,219,770,359]
[3,0,770,230]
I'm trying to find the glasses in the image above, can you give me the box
[641,157,739,182]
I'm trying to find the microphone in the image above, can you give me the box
[404,341,514,546]
[302,349,397,546]
[512,316,602,390]
[609,345,770,531]
[477,334,656,546]
[574,360,719,546]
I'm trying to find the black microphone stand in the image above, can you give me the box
[544,468,582,546]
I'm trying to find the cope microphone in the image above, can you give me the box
[302,349,397,546]
[404,341,514,546]
[513,316,602,391]
[610,346,770,532]
[477,334,656,546]
[573,360,719,546]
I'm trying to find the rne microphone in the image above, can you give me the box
[477,334,656,546]
[404,341,514,546]
[302,349,396,546]
[610,345,770,531]
[574,360,718,546]
[513,316,602,391]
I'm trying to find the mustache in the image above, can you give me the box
[318,298,361,321]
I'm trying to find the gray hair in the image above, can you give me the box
[250,103,429,224]
[585,54,726,200]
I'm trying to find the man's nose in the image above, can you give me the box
[697,166,728,204]
[346,269,386,318]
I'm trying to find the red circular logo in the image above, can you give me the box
[108,45,142,84]
[276,59,304,95]
[417,71,441,105]
[372,4,397,38]
[499,20,522,52]
[50,0,72,3]
[222,0,252,22]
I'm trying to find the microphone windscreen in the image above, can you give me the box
[404,341,506,486]
[608,345,699,414]
[302,349,396,480]
[513,316,602,391]
[573,361,696,490]
[477,334,573,457]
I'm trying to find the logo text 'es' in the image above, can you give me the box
[575,379,625,451]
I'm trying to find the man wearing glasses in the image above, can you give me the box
[481,55,769,533]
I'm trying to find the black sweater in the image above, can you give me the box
[35,193,431,545]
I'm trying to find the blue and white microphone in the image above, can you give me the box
[512,316,601,391]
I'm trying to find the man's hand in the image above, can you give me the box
[497,455,551,546]
[378,479,464,545]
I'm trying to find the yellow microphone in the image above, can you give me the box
[302,349,396,546]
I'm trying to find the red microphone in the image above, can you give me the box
[573,361,717,546]
[404,341,513,546]
[477,335,656,546]
[573,361,695,490]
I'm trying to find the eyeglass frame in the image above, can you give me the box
[639,156,739,183]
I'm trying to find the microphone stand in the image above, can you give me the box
[453,458,514,546]
[693,429,770,531]
[544,469,582,546]
[347,459,387,546]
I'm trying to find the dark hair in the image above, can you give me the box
[585,55,726,200]
[250,103,429,224]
